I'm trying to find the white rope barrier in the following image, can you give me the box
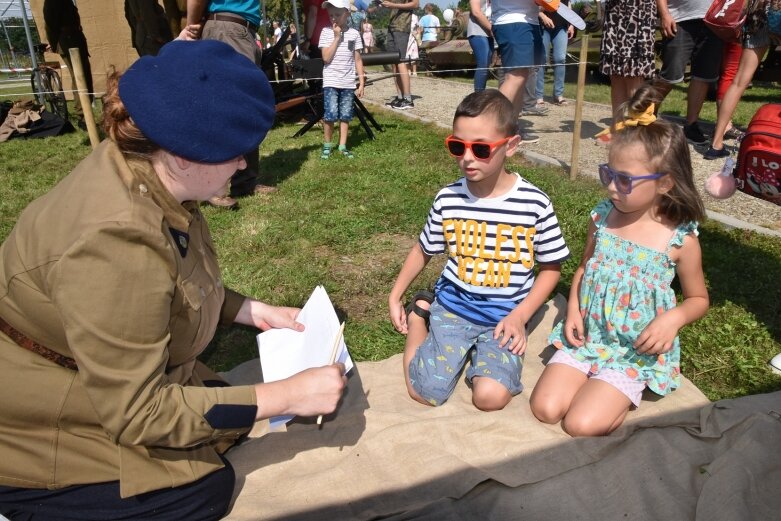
[268,59,600,86]
[0,66,33,73]
[1,60,601,102]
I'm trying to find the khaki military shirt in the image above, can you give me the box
[0,140,257,498]
[388,4,414,32]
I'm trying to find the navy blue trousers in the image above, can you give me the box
[0,458,234,521]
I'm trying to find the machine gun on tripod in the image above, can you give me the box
[274,52,401,140]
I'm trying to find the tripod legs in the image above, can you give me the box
[292,94,384,140]
[292,97,322,138]
[354,98,383,140]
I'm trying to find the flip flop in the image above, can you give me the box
[594,131,612,146]
[723,127,745,141]
[405,290,435,326]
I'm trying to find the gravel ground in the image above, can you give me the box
[360,73,781,235]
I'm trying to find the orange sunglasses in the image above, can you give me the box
[444,135,512,160]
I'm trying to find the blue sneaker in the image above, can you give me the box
[704,146,730,160]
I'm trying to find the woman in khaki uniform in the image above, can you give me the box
[0,40,346,521]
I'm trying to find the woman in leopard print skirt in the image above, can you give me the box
[598,0,657,120]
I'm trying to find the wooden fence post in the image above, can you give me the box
[68,48,100,149]
[569,34,589,180]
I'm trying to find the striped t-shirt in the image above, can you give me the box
[319,27,363,89]
[419,173,570,326]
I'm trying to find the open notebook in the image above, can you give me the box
[257,286,354,429]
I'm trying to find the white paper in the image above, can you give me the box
[257,286,353,429]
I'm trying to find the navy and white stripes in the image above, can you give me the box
[419,174,569,325]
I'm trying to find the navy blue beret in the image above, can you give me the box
[118,40,275,163]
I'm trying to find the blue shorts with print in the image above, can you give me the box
[323,86,355,122]
[409,301,524,406]
[493,22,544,69]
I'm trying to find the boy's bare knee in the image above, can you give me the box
[472,379,512,411]
[472,392,511,411]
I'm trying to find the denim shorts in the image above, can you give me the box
[323,87,355,122]
[659,19,724,83]
[493,22,544,69]
[408,301,524,406]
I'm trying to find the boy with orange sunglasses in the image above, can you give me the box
[388,89,570,410]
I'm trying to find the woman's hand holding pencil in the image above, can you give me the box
[318,322,346,425]
[252,326,346,422]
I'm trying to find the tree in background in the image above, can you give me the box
[262,0,295,38]
[0,17,41,55]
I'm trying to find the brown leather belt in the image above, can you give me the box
[205,12,259,34]
[0,315,78,371]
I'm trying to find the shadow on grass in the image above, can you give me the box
[735,90,781,104]
[259,141,319,186]
[700,225,781,343]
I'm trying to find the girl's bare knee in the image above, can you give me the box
[529,393,566,424]
[561,412,611,437]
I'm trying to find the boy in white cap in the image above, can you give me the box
[319,0,365,158]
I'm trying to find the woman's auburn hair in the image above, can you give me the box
[101,68,160,158]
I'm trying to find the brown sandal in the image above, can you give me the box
[405,290,435,325]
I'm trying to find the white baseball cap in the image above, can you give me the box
[323,0,351,10]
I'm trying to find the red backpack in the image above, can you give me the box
[704,0,751,42]
[733,103,781,205]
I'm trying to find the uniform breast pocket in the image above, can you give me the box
[169,273,221,365]
[181,277,210,312]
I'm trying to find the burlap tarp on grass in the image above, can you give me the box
[222,295,781,520]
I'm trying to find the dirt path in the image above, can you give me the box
[360,73,781,234]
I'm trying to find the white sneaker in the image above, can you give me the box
[770,353,781,375]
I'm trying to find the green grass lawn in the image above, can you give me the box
[0,105,779,402]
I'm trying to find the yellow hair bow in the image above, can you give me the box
[614,103,657,131]
[594,103,657,138]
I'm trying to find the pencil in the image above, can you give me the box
[317,321,345,426]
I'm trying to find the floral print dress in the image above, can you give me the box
[549,200,698,396]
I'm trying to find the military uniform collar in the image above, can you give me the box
[106,141,196,232]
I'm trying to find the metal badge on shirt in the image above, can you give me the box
[169,228,189,258]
